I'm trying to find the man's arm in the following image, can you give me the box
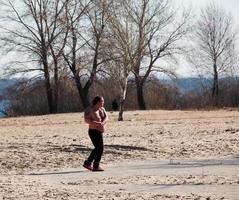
[101,107,108,125]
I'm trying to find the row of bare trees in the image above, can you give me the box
[0,0,238,119]
[5,75,239,116]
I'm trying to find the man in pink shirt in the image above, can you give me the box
[83,96,108,171]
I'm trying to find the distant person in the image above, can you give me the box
[111,99,118,111]
[83,96,108,172]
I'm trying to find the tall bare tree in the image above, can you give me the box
[104,0,134,120]
[0,0,69,113]
[188,2,238,106]
[63,0,110,108]
[106,0,190,110]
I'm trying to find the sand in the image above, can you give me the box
[0,110,239,199]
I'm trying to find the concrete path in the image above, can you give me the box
[29,157,239,199]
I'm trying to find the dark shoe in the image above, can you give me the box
[83,161,92,171]
[92,166,104,172]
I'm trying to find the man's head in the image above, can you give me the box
[92,96,104,108]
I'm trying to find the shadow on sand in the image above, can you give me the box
[28,170,85,176]
[105,144,153,152]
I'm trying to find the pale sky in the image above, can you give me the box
[174,0,239,21]
[172,0,239,77]
[0,0,238,78]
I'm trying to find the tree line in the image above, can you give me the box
[0,0,238,120]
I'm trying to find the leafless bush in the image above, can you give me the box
[5,78,82,116]
[6,80,48,117]
[124,78,179,110]
[219,78,239,107]
[4,76,239,117]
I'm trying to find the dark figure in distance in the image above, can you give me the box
[111,99,118,111]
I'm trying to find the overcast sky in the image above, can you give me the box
[174,0,239,25]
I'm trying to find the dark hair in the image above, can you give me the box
[92,96,103,105]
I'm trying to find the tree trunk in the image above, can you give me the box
[118,78,128,121]
[52,58,58,113]
[42,61,54,114]
[74,76,90,109]
[212,64,219,107]
[135,78,146,110]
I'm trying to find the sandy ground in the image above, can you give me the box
[0,110,239,199]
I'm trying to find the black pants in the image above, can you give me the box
[86,129,104,168]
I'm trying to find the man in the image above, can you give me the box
[83,96,108,171]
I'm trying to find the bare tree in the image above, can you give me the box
[0,0,69,113]
[106,0,190,110]
[188,2,238,106]
[104,0,134,121]
[63,0,110,108]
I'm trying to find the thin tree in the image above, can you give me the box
[188,2,238,107]
[104,0,134,121]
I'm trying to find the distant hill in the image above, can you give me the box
[0,101,7,117]
[0,77,214,97]
[161,77,212,93]
[0,79,16,97]
[175,78,211,93]
[0,79,16,117]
